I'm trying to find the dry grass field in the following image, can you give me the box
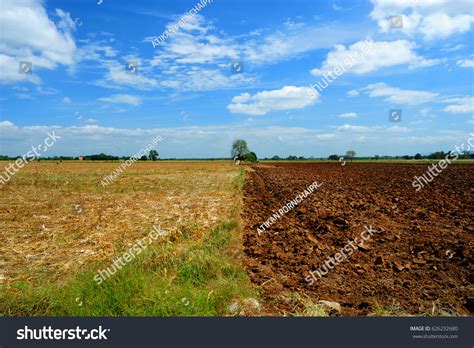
[0,160,257,316]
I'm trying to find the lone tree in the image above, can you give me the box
[346,150,356,162]
[148,150,159,161]
[231,139,250,160]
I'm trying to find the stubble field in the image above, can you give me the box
[0,161,256,316]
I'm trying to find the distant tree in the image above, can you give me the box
[88,153,119,161]
[271,155,281,160]
[459,151,470,159]
[148,150,159,161]
[140,155,148,161]
[245,151,258,162]
[298,156,305,160]
[287,155,298,160]
[346,150,356,162]
[428,151,445,160]
[373,155,380,160]
[231,139,250,160]
[328,154,339,161]
[414,153,422,160]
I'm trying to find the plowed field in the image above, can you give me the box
[242,163,473,315]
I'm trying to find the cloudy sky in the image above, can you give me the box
[0,0,473,158]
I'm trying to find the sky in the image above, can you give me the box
[0,0,473,158]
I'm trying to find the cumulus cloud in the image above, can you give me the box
[99,94,143,106]
[363,82,439,106]
[0,0,76,84]
[310,40,440,76]
[227,86,318,115]
[0,120,15,128]
[370,0,474,40]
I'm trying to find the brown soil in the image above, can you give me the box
[242,163,473,316]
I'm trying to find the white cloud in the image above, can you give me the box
[441,44,465,52]
[147,16,238,65]
[363,82,439,106]
[241,24,363,65]
[0,0,76,84]
[76,42,118,61]
[442,96,473,114]
[370,0,474,40]
[63,97,71,104]
[78,116,98,124]
[95,60,159,91]
[420,108,431,116]
[334,124,410,134]
[145,15,253,91]
[144,14,365,92]
[36,86,58,95]
[0,120,15,128]
[338,112,357,118]
[457,59,474,68]
[149,14,363,67]
[99,94,143,106]
[0,55,41,84]
[310,40,440,76]
[335,124,372,132]
[68,37,159,91]
[227,86,318,116]
[159,66,255,92]
[347,89,359,97]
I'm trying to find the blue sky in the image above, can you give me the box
[0,0,473,158]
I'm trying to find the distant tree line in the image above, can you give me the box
[262,150,473,161]
[0,150,161,161]
[1,149,472,162]
[326,150,472,161]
